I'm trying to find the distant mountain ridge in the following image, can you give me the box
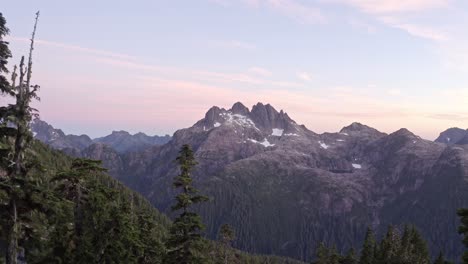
[33,103,468,262]
[31,118,171,154]
[435,127,468,145]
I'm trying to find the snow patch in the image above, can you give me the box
[33,132,37,137]
[220,112,259,130]
[447,137,451,142]
[318,141,329,149]
[248,138,275,147]
[213,122,221,128]
[336,139,345,142]
[340,132,349,136]
[271,128,284,136]
[284,133,299,136]
[352,163,362,169]
[51,131,59,140]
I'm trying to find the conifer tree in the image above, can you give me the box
[315,242,330,264]
[165,144,209,264]
[409,226,430,264]
[377,225,401,264]
[0,12,12,94]
[217,224,235,264]
[341,248,357,264]
[51,158,107,263]
[329,245,340,264]
[359,227,376,264]
[458,208,468,264]
[0,12,40,264]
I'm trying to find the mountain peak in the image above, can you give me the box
[435,127,468,145]
[230,102,250,115]
[341,122,373,133]
[250,102,280,129]
[111,130,131,136]
[393,128,415,136]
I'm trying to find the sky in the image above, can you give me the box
[1,0,468,139]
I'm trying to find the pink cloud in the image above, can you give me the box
[8,36,137,61]
[337,0,449,14]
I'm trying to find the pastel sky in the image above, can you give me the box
[2,0,468,139]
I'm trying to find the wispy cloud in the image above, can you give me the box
[8,36,137,61]
[266,0,326,24]
[333,0,450,42]
[337,0,449,14]
[94,56,306,89]
[378,16,448,41]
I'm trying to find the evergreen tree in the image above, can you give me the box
[165,144,209,264]
[377,225,401,264]
[359,227,376,264]
[217,224,235,264]
[341,248,357,264]
[315,242,330,264]
[408,226,430,264]
[399,225,412,263]
[0,12,12,94]
[0,12,40,264]
[329,245,340,264]
[458,208,468,264]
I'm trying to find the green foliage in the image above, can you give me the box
[165,144,210,264]
[341,248,357,264]
[217,224,236,264]
[359,227,376,264]
[313,225,431,264]
[0,12,12,94]
[459,208,468,264]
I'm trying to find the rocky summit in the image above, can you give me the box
[34,102,468,262]
[436,127,468,145]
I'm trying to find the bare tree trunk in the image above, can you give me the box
[5,12,40,264]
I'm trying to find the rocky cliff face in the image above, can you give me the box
[31,119,93,152]
[33,103,468,262]
[107,102,468,262]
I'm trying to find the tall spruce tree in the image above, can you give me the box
[165,144,209,264]
[377,225,401,264]
[217,224,235,264]
[359,227,376,264]
[458,208,468,264]
[0,12,40,264]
